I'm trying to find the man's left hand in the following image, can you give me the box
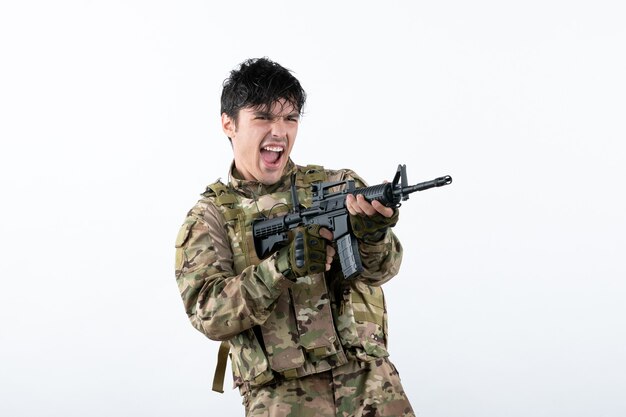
[347,194,399,242]
[346,194,394,218]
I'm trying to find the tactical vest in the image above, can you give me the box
[204,165,389,392]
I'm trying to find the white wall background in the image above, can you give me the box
[1,1,625,416]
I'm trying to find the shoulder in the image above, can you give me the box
[325,167,369,188]
[176,185,228,251]
[295,163,368,186]
[182,180,229,226]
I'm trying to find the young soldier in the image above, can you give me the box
[175,57,415,416]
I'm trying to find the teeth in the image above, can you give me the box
[263,146,284,152]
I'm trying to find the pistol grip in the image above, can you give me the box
[294,231,305,268]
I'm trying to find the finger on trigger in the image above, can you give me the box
[319,227,334,241]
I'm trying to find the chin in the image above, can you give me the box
[259,166,283,183]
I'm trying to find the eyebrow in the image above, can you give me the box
[253,110,300,119]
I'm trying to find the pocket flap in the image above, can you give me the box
[175,220,196,248]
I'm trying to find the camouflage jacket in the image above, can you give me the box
[175,160,403,390]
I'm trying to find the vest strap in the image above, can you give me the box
[211,341,230,393]
[301,165,326,184]
[221,207,242,221]
[215,193,238,205]
[351,290,385,309]
[208,182,229,194]
[282,368,299,379]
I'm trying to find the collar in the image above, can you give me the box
[227,159,298,198]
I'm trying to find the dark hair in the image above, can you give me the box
[220,57,306,121]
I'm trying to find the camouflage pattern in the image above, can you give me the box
[175,159,409,410]
[241,358,415,417]
[350,209,399,243]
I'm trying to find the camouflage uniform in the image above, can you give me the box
[175,160,414,417]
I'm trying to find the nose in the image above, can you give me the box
[271,118,288,138]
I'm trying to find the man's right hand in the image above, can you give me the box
[276,224,335,279]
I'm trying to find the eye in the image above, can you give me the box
[253,112,272,120]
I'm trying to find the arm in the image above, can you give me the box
[340,170,403,286]
[175,200,293,341]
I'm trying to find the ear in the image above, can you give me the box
[221,113,236,138]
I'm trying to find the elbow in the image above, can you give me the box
[204,326,234,342]
[199,315,246,341]
[189,314,231,341]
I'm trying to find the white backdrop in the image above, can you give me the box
[1,1,625,416]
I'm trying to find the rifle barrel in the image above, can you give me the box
[402,175,452,194]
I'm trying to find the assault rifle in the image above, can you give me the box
[252,164,452,279]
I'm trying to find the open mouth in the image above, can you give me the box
[260,145,284,166]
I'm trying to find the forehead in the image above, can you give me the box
[247,99,299,116]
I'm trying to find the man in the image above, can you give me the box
[175,57,414,416]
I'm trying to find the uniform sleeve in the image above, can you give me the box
[337,169,404,286]
[355,229,403,286]
[174,200,293,341]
